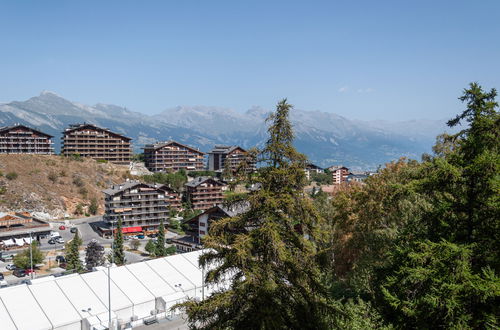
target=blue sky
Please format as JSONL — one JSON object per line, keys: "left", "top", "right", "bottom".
{"left": 0, "top": 1, "right": 499, "bottom": 120}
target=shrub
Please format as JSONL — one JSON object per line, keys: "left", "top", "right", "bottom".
{"left": 79, "top": 187, "right": 88, "bottom": 198}
{"left": 96, "top": 159, "right": 108, "bottom": 163}
{"left": 88, "top": 198, "right": 98, "bottom": 215}
{"left": 5, "top": 172, "right": 18, "bottom": 180}
{"left": 59, "top": 170, "right": 67, "bottom": 177}
{"left": 72, "top": 176, "right": 84, "bottom": 187}
{"left": 130, "top": 240, "right": 140, "bottom": 250}
{"left": 48, "top": 172, "right": 58, "bottom": 183}
{"left": 74, "top": 203, "right": 84, "bottom": 215}
{"left": 0, "top": 186, "right": 6, "bottom": 195}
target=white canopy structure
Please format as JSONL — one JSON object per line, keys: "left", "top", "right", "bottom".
{"left": 0, "top": 250, "right": 220, "bottom": 330}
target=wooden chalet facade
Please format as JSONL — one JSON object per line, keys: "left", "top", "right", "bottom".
{"left": 208, "top": 145, "right": 256, "bottom": 173}
{"left": 102, "top": 181, "right": 181, "bottom": 235}
{"left": 185, "top": 177, "right": 227, "bottom": 210}
{"left": 143, "top": 141, "right": 205, "bottom": 172}
{"left": 0, "top": 124, "right": 54, "bottom": 154}
{"left": 61, "top": 123, "right": 132, "bottom": 164}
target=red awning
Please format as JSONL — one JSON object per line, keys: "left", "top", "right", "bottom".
{"left": 121, "top": 226, "right": 142, "bottom": 233}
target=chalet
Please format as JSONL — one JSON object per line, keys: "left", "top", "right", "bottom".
{"left": 208, "top": 145, "right": 256, "bottom": 173}
{"left": 143, "top": 141, "right": 205, "bottom": 172}
{"left": 102, "top": 180, "right": 181, "bottom": 236}
{"left": 185, "top": 177, "right": 227, "bottom": 210}
{"left": 173, "top": 203, "right": 248, "bottom": 251}
{"left": 304, "top": 163, "right": 323, "bottom": 180}
{"left": 0, "top": 124, "right": 54, "bottom": 154}
{"left": 61, "top": 123, "right": 132, "bottom": 164}
{"left": 328, "top": 165, "right": 351, "bottom": 185}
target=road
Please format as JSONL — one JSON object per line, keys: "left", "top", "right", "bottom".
{"left": 1, "top": 215, "right": 179, "bottom": 286}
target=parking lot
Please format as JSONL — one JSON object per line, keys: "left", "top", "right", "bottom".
{"left": 0, "top": 215, "right": 179, "bottom": 286}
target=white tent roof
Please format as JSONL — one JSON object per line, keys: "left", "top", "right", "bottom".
{"left": 0, "top": 298, "right": 16, "bottom": 330}
{"left": 28, "top": 280, "right": 82, "bottom": 328}
{"left": 146, "top": 257, "right": 195, "bottom": 292}
{"left": 55, "top": 274, "right": 109, "bottom": 318}
{"left": 125, "top": 262, "right": 176, "bottom": 297}
{"left": 103, "top": 266, "right": 155, "bottom": 305}
{"left": 165, "top": 254, "right": 203, "bottom": 287}
{"left": 81, "top": 269, "right": 133, "bottom": 311}
{"left": 0, "top": 285, "right": 52, "bottom": 330}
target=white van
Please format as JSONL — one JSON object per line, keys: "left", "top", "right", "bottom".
{"left": 49, "top": 231, "right": 61, "bottom": 238}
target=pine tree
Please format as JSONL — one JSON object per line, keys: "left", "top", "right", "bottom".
{"left": 145, "top": 239, "right": 157, "bottom": 257}
{"left": 85, "top": 240, "right": 105, "bottom": 271}
{"left": 65, "top": 231, "right": 83, "bottom": 272}
{"left": 179, "top": 99, "right": 332, "bottom": 329}
{"left": 155, "top": 219, "right": 166, "bottom": 257}
{"left": 112, "top": 218, "right": 126, "bottom": 265}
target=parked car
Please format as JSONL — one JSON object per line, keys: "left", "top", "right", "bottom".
{"left": 25, "top": 268, "right": 36, "bottom": 275}
{"left": 13, "top": 269, "right": 26, "bottom": 277}
{"left": 58, "top": 262, "right": 67, "bottom": 269}
{"left": 70, "top": 227, "right": 77, "bottom": 233}
{"left": 59, "top": 225, "right": 66, "bottom": 230}
{"left": 6, "top": 264, "right": 16, "bottom": 270}
{"left": 0, "top": 280, "right": 8, "bottom": 288}
{"left": 55, "top": 255, "right": 66, "bottom": 263}
{"left": 55, "top": 237, "right": 65, "bottom": 244}
{"left": 0, "top": 273, "right": 4, "bottom": 280}
{"left": 137, "top": 235, "right": 145, "bottom": 239}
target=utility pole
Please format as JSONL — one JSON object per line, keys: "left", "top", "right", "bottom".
{"left": 29, "top": 231, "right": 33, "bottom": 280}
{"left": 202, "top": 265, "right": 205, "bottom": 300}
{"left": 108, "top": 218, "right": 115, "bottom": 330}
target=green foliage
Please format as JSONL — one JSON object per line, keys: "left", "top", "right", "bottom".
{"left": 111, "top": 218, "right": 126, "bottom": 265}
{"left": 72, "top": 175, "right": 84, "bottom": 187}
{"left": 311, "top": 171, "right": 332, "bottom": 185}
{"left": 13, "top": 243, "right": 44, "bottom": 269}
{"left": 0, "top": 186, "right": 6, "bottom": 195}
{"left": 88, "top": 197, "right": 98, "bottom": 215}
{"left": 74, "top": 203, "right": 84, "bottom": 215}
{"left": 70, "top": 153, "right": 83, "bottom": 161}
{"left": 155, "top": 219, "right": 166, "bottom": 256}
{"left": 96, "top": 159, "right": 108, "bottom": 163}
{"left": 85, "top": 240, "right": 105, "bottom": 271}
{"left": 379, "top": 240, "right": 499, "bottom": 329}
{"left": 78, "top": 187, "right": 88, "bottom": 198}
{"left": 130, "top": 240, "right": 140, "bottom": 250}
{"left": 169, "top": 219, "right": 181, "bottom": 231}
{"left": 65, "top": 232, "right": 84, "bottom": 273}
{"left": 145, "top": 239, "right": 157, "bottom": 257}
{"left": 5, "top": 172, "right": 18, "bottom": 180}
{"left": 141, "top": 171, "right": 187, "bottom": 191}
{"left": 179, "top": 99, "right": 333, "bottom": 329}
{"left": 132, "top": 153, "right": 145, "bottom": 162}
{"left": 165, "top": 245, "right": 176, "bottom": 255}
{"left": 188, "top": 170, "right": 216, "bottom": 177}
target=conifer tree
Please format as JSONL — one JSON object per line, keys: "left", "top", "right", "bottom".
{"left": 179, "top": 99, "right": 332, "bottom": 329}
{"left": 155, "top": 219, "right": 166, "bottom": 257}
{"left": 112, "top": 218, "right": 126, "bottom": 265}
{"left": 65, "top": 231, "right": 83, "bottom": 272}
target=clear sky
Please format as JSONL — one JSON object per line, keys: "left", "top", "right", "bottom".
{"left": 0, "top": 1, "right": 499, "bottom": 120}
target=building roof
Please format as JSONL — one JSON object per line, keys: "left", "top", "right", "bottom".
{"left": 209, "top": 145, "right": 246, "bottom": 154}
{"left": 143, "top": 140, "right": 205, "bottom": 155}
{"left": 63, "top": 123, "right": 132, "bottom": 141}
{"left": 103, "top": 180, "right": 174, "bottom": 196}
{"left": 184, "top": 202, "right": 249, "bottom": 224}
{"left": 0, "top": 124, "right": 53, "bottom": 138}
{"left": 305, "top": 163, "right": 323, "bottom": 170}
{"left": 328, "top": 165, "right": 349, "bottom": 171}
{"left": 185, "top": 176, "right": 226, "bottom": 188}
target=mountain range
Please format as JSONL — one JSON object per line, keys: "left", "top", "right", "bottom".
{"left": 0, "top": 91, "right": 453, "bottom": 170}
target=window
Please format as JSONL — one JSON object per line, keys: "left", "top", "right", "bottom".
{"left": 200, "top": 230, "right": 206, "bottom": 235}
{"left": 199, "top": 222, "right": 206, "bottom": 227}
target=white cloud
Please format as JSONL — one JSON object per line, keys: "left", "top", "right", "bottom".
{"left": 338, "top": 86, "right": 349, "bottom": 93}
{"left": 357, "top": 88, "right": 375, "bottom": 93}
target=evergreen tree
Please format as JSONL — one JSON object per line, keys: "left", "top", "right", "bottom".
{"left": 155, "top": 219, "right": 166, "bottom": 257}
{"left": 65, "top": 232, "right": 83, "bottom": 272}
{"left": 145, "top": 239, "right": 157, "bottom": 257}
{"left": 112, "top": 218, "right": 126, "bottom": 265}
{"left": 85, "top": 240, "right": 105, "bottom": 271}
{"left": 179, "top": 99, "right": 332, "bottom": 329}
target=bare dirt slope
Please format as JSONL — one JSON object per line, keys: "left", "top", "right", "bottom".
{"left": 0, "top": 155, "right": 132, "bottom": 219}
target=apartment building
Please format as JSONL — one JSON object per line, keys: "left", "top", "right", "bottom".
{"left": 185, "top": 177, "right": 227, "bottom": 210}
{"left": 328, "top": 165, "right": 351, "bottom": 184}
{"left": 143, "top": 141, "right": 205, "bottom": 172}
{"left": 207, "top": 145, "right": 256, "bottom": 173}
{"left": 0, "top": 124, "right": 54, "bottom": 154}
{"left": 304, "top": 163, "right": 323, "bottom": 180}
{"left": 61, "top": 123, "right": 132, "bottom": 164}
{"left": 102, "top": 180, "right": 181, "bottom": 236}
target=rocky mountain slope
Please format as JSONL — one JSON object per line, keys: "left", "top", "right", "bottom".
{"left": 0, "top": 154, "right": 131, "bottom": 219}
{"left": 0, "top": 91, "right": 453, "bottom": 170}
